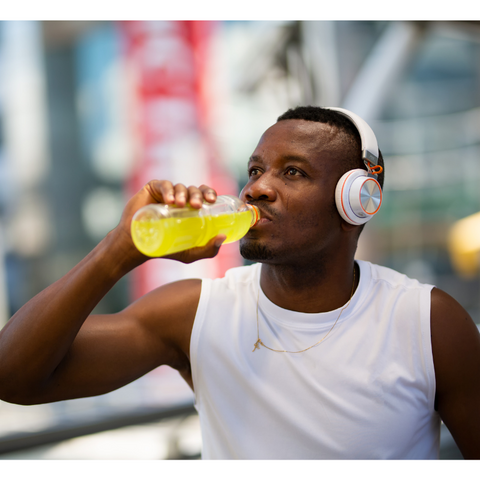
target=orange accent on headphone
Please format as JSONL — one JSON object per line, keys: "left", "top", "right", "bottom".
{"left": 365, "top": 160, "right": 383, "bottom": 176}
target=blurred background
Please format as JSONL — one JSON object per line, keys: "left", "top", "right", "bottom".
{"left": 0, "top": 19, "right": 479, "bottom": 459}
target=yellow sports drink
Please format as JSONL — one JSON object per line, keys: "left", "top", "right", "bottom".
{"left": 131, "top": 195, "right": 260, "bottom": 257}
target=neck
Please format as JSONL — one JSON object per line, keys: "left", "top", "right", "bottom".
{"left": 259, "top": 257, "right": 359, "bottom": 313}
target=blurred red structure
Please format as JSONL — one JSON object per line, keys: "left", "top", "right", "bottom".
{"left": 120, "top": 21, "right": 240, "bottom": 300}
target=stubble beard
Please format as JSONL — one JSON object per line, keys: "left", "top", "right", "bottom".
{"left": 239, "top": 238, "right": 275, "bottom": 262}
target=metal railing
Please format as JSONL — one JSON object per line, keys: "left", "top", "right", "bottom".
{"left": 0, "top": 402, "right": 196, "bottom": 456}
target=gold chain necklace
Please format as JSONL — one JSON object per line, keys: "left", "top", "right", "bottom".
{"left": 252, "top": 267, "right": 356, "bottom": 354}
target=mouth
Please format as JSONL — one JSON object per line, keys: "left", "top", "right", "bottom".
{"left": 255, "top": 216, "right": 271, "bottom": 226}
{"left": 246, "top": 203, "right": 274, "bottom": 225}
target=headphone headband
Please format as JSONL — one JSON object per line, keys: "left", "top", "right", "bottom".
{"left": 325, "top": 107, "right": 379, "bottom": 166}
{"left": 326, "top": 107, "right": 383, "bottom": 226}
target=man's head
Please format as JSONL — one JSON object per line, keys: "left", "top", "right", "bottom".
{"left": 239, "top": 106, "right": 384, "bottom": 266}
{"left": 277, "top": 106, "right": 384, "bottom": 189}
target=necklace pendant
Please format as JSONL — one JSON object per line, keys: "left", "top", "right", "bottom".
{"left": 252, "top": 339, "right": 261, "bottom": 352}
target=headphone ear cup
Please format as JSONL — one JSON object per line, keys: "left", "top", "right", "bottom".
{"left": 335, "top": 169, "right": 382, "bottom": 225}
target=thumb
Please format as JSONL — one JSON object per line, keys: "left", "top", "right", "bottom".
{"left": 163, "top": 234, "right": 227, "bottom": 264}
{"left": 214, "top": 235, "right": 227, "bottom": 249}
{"left": 198, "top": 234, "right": 227, "bottom": 259}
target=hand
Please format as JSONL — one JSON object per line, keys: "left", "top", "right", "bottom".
{"left": 113, "top": 180, "right": 226, "bottom": 264}
{"left": 163, "top": 233, "right": 226, "bottom": 264}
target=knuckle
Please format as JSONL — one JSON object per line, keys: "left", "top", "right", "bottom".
{"left": 154, "top": 179, "right": 170, "bottom": 188}
{"left": 188, "top": 186, "right": 201, "bottom": 195}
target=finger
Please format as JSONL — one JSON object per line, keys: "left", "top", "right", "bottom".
{"left": 173, "top": 183, "right": 189, "bottom": 207}
{"left": 212, "top": 234, "right": 227, "bottom": 249}
{"left": 164, "top": 234, "right": 226, "bottom": 264}
{"left": 189, "top": 234, "right": 226, "bottom": 262}
{"left": 146, "top": 180, "right": 175, "bottom": 204}
{"left": 199, "top": 185, "right": 217, "bottom": 203}
{"left": 187, "top": 186, "right": 205, "bottom": 209}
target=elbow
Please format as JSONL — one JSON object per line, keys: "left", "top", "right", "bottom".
{"left": 0, "top": 384, "right": 27, "bottom": 406}
{"left": 0, "top": 373, "right": 43, "bottom": 406}
{"left": 0, "top": 393, "right": 37, "bottom": 406}
{"left": 0, "top": 354, "right": 49, "bottom": 405}
{"left": 0, "top": 389, "right": 43, "bottom": 406}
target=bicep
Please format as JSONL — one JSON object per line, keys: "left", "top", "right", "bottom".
{"left": 431, "top": 287, "right": 480, "bottom": 458}
{"left": 35, "top": 279, "right": 201, "bottom": 404}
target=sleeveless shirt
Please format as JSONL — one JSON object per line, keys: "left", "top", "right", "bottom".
{"left": 190, "top": 260, "right": 441, "bottom": 459}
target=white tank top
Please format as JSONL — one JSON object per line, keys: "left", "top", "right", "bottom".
{"left": 190, "top": 260, "right": 440, "bottom": 459}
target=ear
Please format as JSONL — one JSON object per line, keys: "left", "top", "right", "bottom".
{"left": 341, "top": 219, "right": 361, "bottom": 233}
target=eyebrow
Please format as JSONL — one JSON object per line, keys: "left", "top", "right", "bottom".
{"left": 248, "top": 154, "right": 312, "bottom": 166}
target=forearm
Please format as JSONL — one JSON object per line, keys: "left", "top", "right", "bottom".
{"left": 0, "top": 228, "right": 145, "bottom": 403}
{"left": 0, "top": 180, "right": 222, "bottom": 404}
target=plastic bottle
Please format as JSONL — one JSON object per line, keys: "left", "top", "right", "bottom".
{"left": 131, "top": 195, "right": 260, "bottom": 257}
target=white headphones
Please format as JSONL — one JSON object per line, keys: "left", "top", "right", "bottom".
{"left": 326, "top": 107, "right": 383, "bottom": 226}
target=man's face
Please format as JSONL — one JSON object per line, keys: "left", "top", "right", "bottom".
{"left": 239, "top": 119, "right": 349, "bottom": 265}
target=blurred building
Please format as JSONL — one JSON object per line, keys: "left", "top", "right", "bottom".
{"left": 0, "top": 20, "right": 478, "bottom": 458}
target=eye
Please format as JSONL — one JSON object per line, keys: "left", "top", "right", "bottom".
{"left": 285, "top": 167, "right": 303, "bottom": 176}
{"left": 249, "top": 167, "right": 261, "bottom": 177}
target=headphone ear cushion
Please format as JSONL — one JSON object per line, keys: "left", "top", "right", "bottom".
{"left": 335, "top": 169, "right": 382, "bottom": 225}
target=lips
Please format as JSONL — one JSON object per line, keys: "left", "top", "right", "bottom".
{"left": 255, "top": 217, "right": 271, "bottom": 226}
{"left": 247, "top": 203, "right": 274, "bottom": 225}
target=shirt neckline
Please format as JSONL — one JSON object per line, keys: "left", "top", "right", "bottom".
{"left": 256, "top": 260, "right": 371, "bottom": 330}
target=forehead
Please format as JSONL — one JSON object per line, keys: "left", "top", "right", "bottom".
{"left": 251, "top": 119, "right": 344, "bottom": 164}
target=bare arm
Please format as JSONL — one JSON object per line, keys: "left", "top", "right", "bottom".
{"left": 0, "top": 180, "right": 225, "bottom": 405}
{"left": 431, "top": 287, "right": 480, "bottom": 459}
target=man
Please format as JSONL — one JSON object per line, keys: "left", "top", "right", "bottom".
{"left": 0, "top": 106, "right": 479, "bottom": 459}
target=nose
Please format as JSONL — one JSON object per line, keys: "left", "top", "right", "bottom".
{"left": 240, "top": 173, "right": 277, "bottom": 203}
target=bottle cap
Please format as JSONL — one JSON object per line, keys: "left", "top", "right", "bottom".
{"left": 247, "top": 204, "right": 260, "bottom": 226}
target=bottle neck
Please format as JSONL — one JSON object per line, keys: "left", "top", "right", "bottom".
{"left": 247, "top": 204, "right": 260, "bottom": 226}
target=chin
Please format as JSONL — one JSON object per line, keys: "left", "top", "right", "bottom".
{"left": 239, "top": 238, "right": 275, "bottom": 262}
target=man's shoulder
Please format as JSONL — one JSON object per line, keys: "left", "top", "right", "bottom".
{"left": 358, "top": 259, "right": 434, "bottom": 292}
{"left": 214, "top": 262, "right": 260, "bottom": 286}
